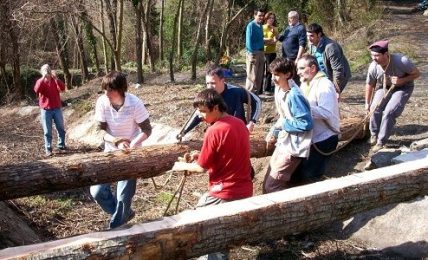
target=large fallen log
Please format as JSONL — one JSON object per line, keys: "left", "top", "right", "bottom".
{"left": 1, "top": 159, "right": 426, "bottom": 259}
{"left": 0, "top": 116, "right": 365, "bottom": 201}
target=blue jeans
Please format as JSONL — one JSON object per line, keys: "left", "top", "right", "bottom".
{"left": 293, "top": 135, "right": 339, "bottom": 181}
{"left": 40, "top": 108, "right": 66, "bottom": 152}
{"left": 90, "top": 179, "right": 136, "bottom": 229}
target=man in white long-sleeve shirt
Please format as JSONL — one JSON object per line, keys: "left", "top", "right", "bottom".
{"left": 294, "top": 54, "right": 340, "bottom": 181}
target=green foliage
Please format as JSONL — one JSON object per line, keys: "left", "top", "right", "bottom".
{"left": 156, "top": 191, "right": 174, "bottom": 204}
{"left": 19, "top": 196, "right": 74, "bottom": 214}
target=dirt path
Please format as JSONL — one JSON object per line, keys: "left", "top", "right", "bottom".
{"left": 0, "top": 2, "right": 427, "bottom": 258}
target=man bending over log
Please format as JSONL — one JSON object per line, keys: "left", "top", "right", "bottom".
{"left": 292, "top": 54, "right": 340, "bottom": 182}
{"left": 173, "top": 89, "right": 253, "bottom": 259}
{"left": 91, "top": 71, "right": 152, "bottom": 229}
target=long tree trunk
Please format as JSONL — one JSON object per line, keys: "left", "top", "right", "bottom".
{"left": 159, "top": 0, "right": 165, "bottom": 61}
{"left": 0, "top": 116, "right": 365, "bottom": 201}
{"left": 1, "top": 159, "right": 427, "bottom": 259}
{"left": 191, "top": 1, "right": 210, "bottom": 80}
{"left": 114, "top": 0, "right": 124, "bottom": 71}
{"left": 143, "top": 0, "right": 155, "bottom": 72}
{"left": 134, "top": 0, "right": 144, "bottom": 84}
{"left": 51, "top": 16, "right": 72, "bottom": 89}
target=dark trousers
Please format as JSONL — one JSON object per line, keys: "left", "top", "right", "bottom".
{"left": 292, "top": 135, "right": 339, "bottom": 182}
{"left": 264, "top": 52, "right": 277, "bottom": 93}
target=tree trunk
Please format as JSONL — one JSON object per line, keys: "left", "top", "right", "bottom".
{"left": 141, "top": 0, "right": 155, "bottom": 72}
{"left": 0, "top": 116, "right": 365, "bottom": 201}
{"left": 104, "top": 0, "right": 117, "bottom": 70}
{"left": 177, "top": 0, "right": 184, "bottom": 59}
{"left": 204, "top": 0, "right": 214, "bottom": 61}
{"left": 83, "top": 11, "right": 101, "bottom": 75}
{"left": 169, "top": 0, "right": 183, "bottom": 82}
{"left": 134, "top": 1, "right": 144, "bottom": 84}
{"left": 70, "top": 16, "right": 89, "bottom": 83}
{"left": 159, "top": 0, "right": 165, "bottom": 61}
{"left": 114, "top": 0, "right": 124, "bottom": 71}
{"left": 215, "top": 1, "right": 250, "bottom": 64}
{"left": 99, "top": 0, "right": 109, "bottom": 73}
{"left": 51, "top": 16, "right": 72, "bottom": 89}
{"left": 1, "top": 159, "right": 427, "bottom": 259}
{"left": 191, "top": 1, "right": 210, "bottom": 80}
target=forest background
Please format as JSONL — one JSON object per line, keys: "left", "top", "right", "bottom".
{"left": 0, "top": 0, "right": 379, "bottom": 103}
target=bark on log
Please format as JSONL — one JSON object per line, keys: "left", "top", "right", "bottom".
{"left": 1, "top": 159, "right": 427, "bottom": 259}
{"left": 0, "top": 116, "right": 365, "bottom": 201}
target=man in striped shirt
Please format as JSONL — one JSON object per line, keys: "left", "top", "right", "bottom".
{"left": 91, "top": 71, "right": 152, "bottom": 229}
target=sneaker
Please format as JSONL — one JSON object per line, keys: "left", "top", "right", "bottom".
{"left": 372, "top": 144, "right": 384, "bottom": 153}
{"left": 57, "top": 146, "right": 67, "bottom": 151}
{"left": 45, "top": 150, "right": 53, "bottom": 157}
{"left": 369, "top": 135, "right": 377, "bottom": 145}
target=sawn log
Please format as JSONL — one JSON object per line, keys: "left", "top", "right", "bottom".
{"left": 1, "top": 159, "right": 426, "bottom": 259}
{"left": 0, "top": 115, "right": 365, "bottom": 201}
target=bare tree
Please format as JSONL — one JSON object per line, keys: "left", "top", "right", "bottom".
{"left": 159, "top": 0, "right": 165, "bottom": 61}
{"left": 51, "top": 15, "right": 72, "bottom": 89}
{"left": 169, "top": 0, "right": 184, "bottom": 82}
{"left": 191, "top": 1, "right": 211, "bottom": 80}
{"left": 204, "top": 0, "right": 214, "bottom": 61}
{"left": 133, "top": 0, "right": 144, "bottom": 84}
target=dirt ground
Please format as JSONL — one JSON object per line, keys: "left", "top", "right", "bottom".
{"left": 0, "top": 2, "right": 427, "bottom": 258}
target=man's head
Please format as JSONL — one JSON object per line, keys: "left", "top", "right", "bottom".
{"left": 369, "top": 40, "right": 389, "bottom": 66}
{"left": 306, "top": 23, "right": 324, "bottom": 46}
{"left": 193, "top": 89, "right": 227, "bottom": 124}
{"left": 253, "top": 8, "right": 265, "bottom": 25}
{"left": 288, "top": 11, "right": 299, "bottom": 26}
{"left": 269, "top": 57, "right": 295, "bottom": 87}
{"left": 205, "top": 66, "right": 226, "bottom": 94}
{"left": 102, "top": 71, "right": 128, "bottom": 103}
{"left": 297, "top": 54, "right": 319, "bottom": 83}
{"left": 40, "top": 64, "right": 52, "bottom": 78}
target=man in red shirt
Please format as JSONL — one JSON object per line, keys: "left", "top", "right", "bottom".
{"left": 34, "top": 64, "right": 66, "bottom": 156}
{"left": 173, "top": 88, "right": 253, "bottom": 258}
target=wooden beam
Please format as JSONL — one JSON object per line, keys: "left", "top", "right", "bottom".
{"left": 0, "top": 116, "right": 365, "bottom": 201}
{"left": 1, "top": 159, "right": 427, "bottom": 259}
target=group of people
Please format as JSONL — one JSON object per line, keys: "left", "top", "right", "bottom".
{"left": 33, "top": 10, "right": 420, "bottom": 256}
{"left": 246, "top": 8, "right": 351, "bottom": 96}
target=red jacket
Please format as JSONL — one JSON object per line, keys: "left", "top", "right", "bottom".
{"left": 34, "top": 77, "right": 65, "bottom": 109}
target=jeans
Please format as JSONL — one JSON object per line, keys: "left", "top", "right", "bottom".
{"left": 90, "top": 179, "right": 136, "bottom": 229}
{"left": 293, "top": 135, "right": 339, "bottom": 182}
{"left": 40, "top": 108, "right": 66, "bottom": 152}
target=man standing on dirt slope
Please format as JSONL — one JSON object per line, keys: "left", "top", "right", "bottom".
{"left": 365, "top": 40, "right": 420, "bottom": 153}
{"left": 91, "top": 71, "right": 152, "bottom": 229}
{"left": 307, "top": 23, "right": 351, "bottom": 94}
{"left": 34, "top": 64, "right": 66, "bottom": 157}
{"left": 173, "top": 89, "right": 253, "bottom": 260}
{"left": 245, "top": 7, "right": 266, "bottom": 94}
{"left": 293, "top": 54, "right": 340, "bottom": 182}
{"left": 176, "top": 65, "right": 261, "bottom": 140}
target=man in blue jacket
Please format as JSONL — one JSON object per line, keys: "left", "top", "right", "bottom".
{"left": 177, "top": 66, "right": 262, "bottom": 139}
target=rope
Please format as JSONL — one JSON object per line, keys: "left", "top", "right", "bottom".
{"left": 313, "top": 83, "right": 397, "bottom": 156}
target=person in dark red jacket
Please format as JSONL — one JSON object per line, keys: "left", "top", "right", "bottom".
{"left": 34, "top": 64, "right": 66, "bottom": 156}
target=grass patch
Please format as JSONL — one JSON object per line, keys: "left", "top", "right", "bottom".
{"left": 156, "top": 191, "right": 174, "bottom": 204}
{"left": 18, "top": 195, "right": 74, "bottom": 214}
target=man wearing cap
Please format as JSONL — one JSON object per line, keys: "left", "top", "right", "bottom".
{"left": 307, "top": 23, "right": 351, "bottom": 94}
{"left": 245, "top": 8, "right": 266, "bottom": 94}
{"left": 365, "top": 40, "right": 420, "bottom": 152}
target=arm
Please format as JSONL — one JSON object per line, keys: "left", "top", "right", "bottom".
{"left": 97, "top": 121, "right": 130, "bottom": 148}
{"left": 296, "top": 26, "right": 307, "bottom": 61}
{"left": 178, "top": 112, "right": 202, "bottom": 139}
{"left": 391, "top": 67, "right": 420, "bottom": 86}
{"left": 325, "top": 44, "right": 347, "bottom": 92}
{"left": 282, "top": 91, "right": 313, "bottom": 133}
{"left": 51, "top": 70, "right": 66, "bottom": 92}
{"left": 311, "top": 79, "right": 339, "bottom": 121}
{"left": 365, "top": 83, "right": 376, "bottom": 111}
{"left": 130, "top": 118, "right": 152, "bottom": 148}
{"left": 248, "top": 91, "right": 262, "bottom": 123}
